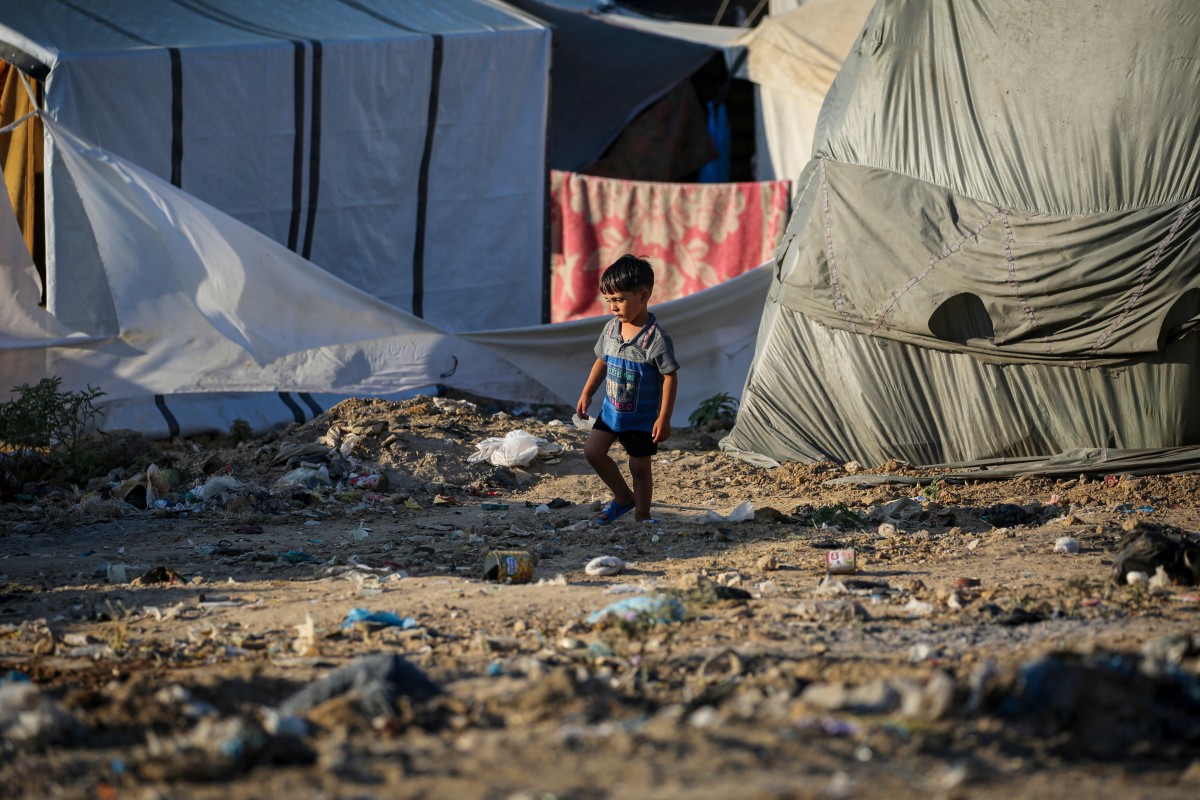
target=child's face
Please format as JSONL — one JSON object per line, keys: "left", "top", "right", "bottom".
{"left": 602, "top": 287, "right": 651, "bottom": 325}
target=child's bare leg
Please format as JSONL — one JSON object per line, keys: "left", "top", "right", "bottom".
{"left": 584, "top": 429, "right": 634, "bottom": 505}
{"left": 629, "top": 455, "right": 654, "bottom": 521}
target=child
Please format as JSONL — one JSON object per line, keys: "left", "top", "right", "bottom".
{"left": 576, "top": 255, "right": 679, "bottom": 524}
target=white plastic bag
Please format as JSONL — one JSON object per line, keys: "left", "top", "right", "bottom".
{"left": 468, "top": 429, "right": 545, "bottom": 467}
{"left": 704, "top": 500, "right": 755, "bottom": 523}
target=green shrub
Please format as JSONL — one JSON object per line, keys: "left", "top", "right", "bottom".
{"left": 688, "top": 392, "right": 739, "bottom": 430}
{"left": 0, "top": 377, "right": 106, "bottom": 490}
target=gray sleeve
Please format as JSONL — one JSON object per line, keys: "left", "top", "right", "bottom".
{"left": 650, "top": 330, "right": 679, "bottom": 375}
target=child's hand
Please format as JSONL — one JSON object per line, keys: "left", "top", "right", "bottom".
{"left": 576, "top": 395, "right": 591, "bottom": 419}
{"left": 652, "top": 419, "right": 671, "bottom": 443}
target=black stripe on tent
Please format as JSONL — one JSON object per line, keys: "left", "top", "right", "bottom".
{"left": 154, "top": 395, "right": 181, "bottom": 438}
{"left": 298, "top": 392, "right": 323, "bottom": 417}
{"left": 301, "top": 41, "right": 322, "bottom": 259}
{"left": 332, "top": 0, "right": 421, "bottom": 33}
{"left": 412, "top": 34, "right": 444, "bottom": 319}
{"left": 169, "top": 48, "right": 183, "bottom": 187}
{"left": 53, "top": 0, "right": 156, "bottom": 45}
{"left": 167, "top": 0, "right": 315, "bottom": 254}
{"left": 287, "top": 43, "right": 306, "bottom": 252}
{"left": 278, "top": 392, "right": 305, "bottom": 425}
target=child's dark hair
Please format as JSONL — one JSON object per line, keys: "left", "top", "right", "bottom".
{"left": 600, "top": 254, "right": 655, "bottom": 294}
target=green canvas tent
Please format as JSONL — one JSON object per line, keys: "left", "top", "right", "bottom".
{"left": 723, "top": 0, "right": 1200, "bottom": 474}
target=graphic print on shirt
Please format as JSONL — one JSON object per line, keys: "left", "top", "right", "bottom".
{"left": 606, "top": 361, "right": 640, "bottom": 413}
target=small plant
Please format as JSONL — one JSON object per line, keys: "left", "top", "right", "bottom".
{"left": 688, "top": 392, "right": 739, "bottom": 430}
{"left": 916, "top": 479, "right": 942, "bottom": 504}
{"left": 0, "top": 376, "right": 106, "bottom": 490}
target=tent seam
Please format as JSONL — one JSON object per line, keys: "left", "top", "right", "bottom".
{"left": 1002, "top": 211, "right": 1050, "bottom": 354}
{"left": 818, "top": 159, "right": 857, "bottom": 333}
{"left": 1091, "top": 196, "right": 1200, "bottom": 353}
{"left": 869, "top": 207, "right": 1001, "bottom": 336}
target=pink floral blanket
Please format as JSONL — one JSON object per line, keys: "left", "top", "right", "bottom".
{"left": 550, "top": 170, "right": 791, "bottom": 322}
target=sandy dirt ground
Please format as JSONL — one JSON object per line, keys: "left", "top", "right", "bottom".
{"left": 2, "top": 394, "right": 1200, "bottom": 799}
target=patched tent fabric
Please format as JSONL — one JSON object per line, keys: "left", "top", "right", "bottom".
{"left": 0, "top": 0, "right": 550, "bottom": 333}
{"left": 723, "top": 0, "right": 1200, "bottom": 471}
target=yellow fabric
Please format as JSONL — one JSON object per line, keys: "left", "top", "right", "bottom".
{"left": 0, "top": 62, "right": 42, "bottom": 261}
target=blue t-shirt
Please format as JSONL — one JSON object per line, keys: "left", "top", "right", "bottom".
{"left": 594, "top": 313, "right": 679, "bottom": 432}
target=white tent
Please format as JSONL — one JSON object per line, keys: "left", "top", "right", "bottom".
{"left": 1, "top": 112, "right": 769, "bottom": 437}
{"left": 0, "top": 0, "right": 550, "bottom": 333}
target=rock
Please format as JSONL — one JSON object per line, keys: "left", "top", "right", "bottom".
{"left": 1054, "top": 537, "right": 1080, "bottom": 554}
{"left": 756, "top": 554, "right": 779, "bottom": 572}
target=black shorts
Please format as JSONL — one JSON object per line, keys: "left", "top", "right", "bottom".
{"left": 593, "top": 417, "right": 658, "bottom": 458}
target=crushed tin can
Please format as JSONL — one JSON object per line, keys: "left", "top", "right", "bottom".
{"left": 825, "top": 549, "right": 857, "bottom": 575}
{"left": 483, "top": 550, "right": 536, "bottom": 584}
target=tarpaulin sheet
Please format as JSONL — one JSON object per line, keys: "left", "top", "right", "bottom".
{"left": 0, "top": 115, "right": 771, "bottom": 436}
{"left": 550, "top": 169, "right": 790, "bottom": 321}
{"left": 724, "top": 0, "right": 1200, "bottom": 473}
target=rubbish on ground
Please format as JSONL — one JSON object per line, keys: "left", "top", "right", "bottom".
{"left": 132, "top": 566, "right": 185, "bottom": 585}
{"left": 113, "top": 463, "right": 171, "bottom": 509}
{"left": 825, "top": 549, "right": 856, "bottom": 575}
{"left": 342, "top": 608, "right": 419, "bottom": 630}
{"left": 534, "top": 504, "right": 550, "bottom": 514}
{"left": 468, "top": 429, "right": 546, "bottom": 467}
{"left": 811, "top": 504, "right": 866, "bottom": 529}
{"left": 548, "top": 497, "right": 571, "bottom": 508}
{"left": 1111, "top": 522, "right": 1200, "bottom": 585}
{"left": 348, "top": 472, "right": 388, "bottom": 491}
{"left": 279, "top": 654, "right": 441, "bottom": 719}
{"left": 278, "top": 550, "right": 317, "bottom": 563}
{"left": 106, "top": 564, "right": 128, "bottom": 583}
{"left": 871, "top": 497, "right": 920, "bottom": 520}
{"left": 0, "top": 682, "right": 84, "bottom": 747}
{"left": 433, "top": 494, "right": 458, "bottom": 505}
{"left": 1053, "top": 537, "right": 1080, "bottom": 554}
{"left": 483, "top": 550, "right": 536, "bottom": 584}
{"left": 980, "top": 503, "right": 1035, "bottom": 527}
{"left": 585, "top": 556, "right": 626, "bottom": 576}
{"left": 904, "top": 598, "right": 935, "bottom": 617}
{"left": 704, "top": 500, "right": 754, "bottom": 523}
{"left": 189, "top": 475, "right": 243, "bottom": 504}
{"left": 274, "top": 465, "right": 331, "bottom": 491}
{"left": 481, "top": 502, "right": 509, "bottom": 511}
{"left": 586, "top": 594, "right": 686, "bottom": 626}
{"left": 571, "top": 413, "right": 594, "bottom": 431}
{"left": 350, "top": 521, "right": 370, "bottom": 541}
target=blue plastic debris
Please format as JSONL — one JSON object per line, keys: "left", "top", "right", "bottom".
{"left": 586, "top": 594, "right": 686, "bottom": 626}
{"left": 342, "top": 608, "right": 419, "bottom": 629}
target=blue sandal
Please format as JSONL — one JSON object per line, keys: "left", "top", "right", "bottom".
{"left": 597, "top": 499, "right": 636, "bottom": 525}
